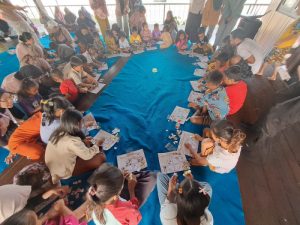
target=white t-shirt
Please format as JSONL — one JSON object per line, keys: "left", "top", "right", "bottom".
{"left": 237, "top": 38, "right": 264, "bottom": 74}
{"left": 119, "top": 38, "right": 130, "bottom": 49}
{"left": 0, "top": 184, "right": 31, "bottom": 223}
{"left": 82, "top": 51, "right": 93, "bottom": 64}
{"left": 160, "top": 182, "right": 213, "bottom": 225}
{"left": 40, "top": 114, "right": 61, "bottom": 144}
{"left": 207, "top": 144, "right": 242, "bottom": 174}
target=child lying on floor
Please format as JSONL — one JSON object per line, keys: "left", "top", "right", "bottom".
{"left": 189, "top": 70, "right": 229, "bottom": 125}
{"left": 185, "top": 120, "right": 246, "bottom": 174}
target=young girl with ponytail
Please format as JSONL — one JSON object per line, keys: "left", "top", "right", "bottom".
{"left": 157, "top": 172, "right": 213, "bottom": 225}
{"left": 186, "top": 119, "right": 246, "bottom": 174}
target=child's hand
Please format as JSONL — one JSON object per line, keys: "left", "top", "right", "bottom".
{"left": 42, "top": 186, "right": 70, "bottom": 199}
{"left": 84, "top": 136, "right": 93, "bottom": 146}
{"left": 4, "top": 153, "right": 16, "bottom": 165}
{"left": 188, "top": 102, "right": 198, "bottom": 109}
{"left": 125, "top": 173, "right": 137, "bottom": 195}
{"left": 168, "top": 173, "right": 178, "bottom": 194}
{"left": 193, "top": 134, "right": 203, "bottom": 142}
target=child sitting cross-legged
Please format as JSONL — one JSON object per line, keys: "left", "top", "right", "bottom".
{"left": 157, "top": 171, "right": 213, "bottom": 225}
{"left": 189, "top": 70, "right": 229, "bottom": 125}
{"left": 63, "top": 56, "right": 98, "bottom": 92}
{"left": 119, "top": 31, "right": 131, "bottom": 53}
{"left": 192, "top": 27, "right": 213, "bottom": 55}
{"left": 130, "top": 26, "right": 143, "bottom": 51}
{"left": 152, "top": 23, "right": 161, "bottom": 42}
{"left": 140, "top": 22, "right": 153, "bottom": 47}
{"left": 82, "top": 44, "right": 105, "bottom": 69}
{"left": 175, "top": 30, "right": 188, "bottom": 52}
{"left": 50, "top": 69, "right": 81, "bottom": 103}
{"left": 105, "top": 30, "right": 119, "bottom": 54}
{"left": 160, "top": 25, "right": 173, "bottom": 49}
{"left": 185, "top": 120, "right": 246, "bottom": 174}
{"left": 17, "top": 78, "right": 42, "bottom": 117}
{"left": 45, "top": 108, "right": 106, "bottom": 184}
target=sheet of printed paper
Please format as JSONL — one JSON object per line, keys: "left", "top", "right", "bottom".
{"left": 177, "top": 131, "right": 199, "bottom": 156}
{"left": 133, "top": 50, "right": 144, "bottom": 54}
{"left": 179, "top": 50, "right": 191, "bottom": 55}
{"left": 190, "top": 80, "right": 204, "bottom": 92}
{"left": 146, "top": 46, "right": 157, "bottom": 51}
{"left": 169, "top": 106, "right": 190, "bottom": 124}
{"left": 117, "top": 149, "right": 147, "bottom": 173}
{"left": 197, "top": 62, "right": 208, "bottom": 69}
{"left": 94, "top": 130, "right": 119, "bottom": 150}
{"left": 198, "top": 55, "right": 209, "bottom": 63}
{"left": 188, "top": 91, "right": 203, "bottom": 104}
{"left": 156, "top": 41, "right": 164, "bottom": 45}
{"left": 190, "top": 53, "right": 203, "bottom": 58}
{"left": 106, "top": 54, "right": 120, "bottom": 59}
{"left": 93, "top": 73, "right": 101, "bottom": 81}
{"left": 83, "top": 113, "right": 99, "bottom": 131}
{"left": 194, "top": 68, "right": 206, "bottom": 77}
{"left": 119, "top": 52, "right": 131, "bottom": 57}
{"left": 88, "top": 83, "right": 106, "bottom": 94}
{"left": 158, "top": 151, "right": 190, "bottom": 174}
{"left": 98, "top": 63, "right": 109, "bottom": 71}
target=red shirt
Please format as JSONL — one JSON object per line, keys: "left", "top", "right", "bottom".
{"left": 225, "top": 81, "right": 248, "bottom": 115}
{"left": 105, "top": 197, "right": 142, "bottom": 225}
{"left": 60, "top": 79, "right": 79, "bottom": 103}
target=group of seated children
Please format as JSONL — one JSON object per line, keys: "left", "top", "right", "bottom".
{"left": 0, "top": 20, "right": 255, "bottom": 225}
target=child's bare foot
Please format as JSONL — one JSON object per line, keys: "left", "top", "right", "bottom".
{"left": 268, "top": 76, "right": 276, "bottom": 81}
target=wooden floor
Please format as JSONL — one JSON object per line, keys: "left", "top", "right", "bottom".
{"left": 1, "top": 57, "right": 300, "bottom": 225}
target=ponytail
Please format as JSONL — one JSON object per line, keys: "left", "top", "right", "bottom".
{"left": 19, "top": 32, "right": 32, "bottom": 43}
{"left": 87, "top": 163, "right": 124, "bottom": 224}
{"left": 211, "top": 120, "right": 246, "bottom": 153}
{"left": 227, "top": 129, "right": 246, "bottom": 153}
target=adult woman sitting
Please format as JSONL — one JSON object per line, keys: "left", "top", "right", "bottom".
{"left": 16, "top": 32, "right": 51, "bottom": 73}
{"left": 49, "top": 23, "right": 74, "bottom": 48}
{"left": 7, "top": 96, "right": 72, "bottom": 163}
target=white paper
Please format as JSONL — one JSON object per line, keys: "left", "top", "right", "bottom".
{"left": 197, "top": 62, "right": 208, "bottom": 69}
{"left": 83, "top": 113, "right": 99, "bottom": 131}
{"left": 188, "top": 91, "right": 203, "bottom": 104}
{"left": 146, "top": 46, "right": 157, "bottom": 51}
{"left": 94, "top": 130, "right": 119, "bottom": 150}
{"left": 88, "top": 83, "right": 106, "bottom": 94}
{"left": 158, "top": 151, "right": 190, "bottom": 174}
{"left": 169, "top": 106, "right": 190, "bottom": 124}
{"left": 93, "top": 73, "right": 101, "bottom": 81}
{"left": 107, "top": 54, "right": 120, "bottom": 59}
{"left": 133, "top": 50, "right": 144, "bottom": 54}
{"left": 98, "top": 63, "right": 108, "bottom": 71}
{"left": 198, "top": 55, "right": 209, "bottom": 63}
{"left": 190, "top": 80, "right": 203, "bottom": 92}
{"left": 119, "top": 52, "right": 131, "bottom": 57}
{"left": 156, "top": 41, "right": 164, "bottom": 45}
{"left": 117, "top": 149, "right": 147, "bottom": 173}
{"left": 179, "top": 50, "right": 191, "bottom": 55}
{"left": 177, "top": 131, "right": 199, "bottom": 156}
{"left": 194, "top": 68, "right": 206, "bottom": 77}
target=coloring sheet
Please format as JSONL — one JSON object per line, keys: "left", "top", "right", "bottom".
{"left": 169, "top": 106, "right": 190, "bottom": 124}
{"left": 198, "top": 55, "right": 209, "bottom": 63}
{"left": 88, "top": 83, "right": 106, "bottom": 94}
{"left": 146, "top": 46, "right": 157, "bottom": 51}
{"left": 158, "top": 151, "right": 190, "bottom": 174}
{"left": 107, "top": 54, "right": 120, "bottom": 59}
{"left": 93, "top": 73, "right": 101, "bottom": 81}
{"left": 179, "top": 50, "right": 191, "bottom": 55}
{"left": 177, "top": 131, "right": 199, "bottom": 156}
{"left": 193, "top": 68, "right": 206, "bottom": 77}
{"left": 190, "top": 80, "right": 203, "bottom": 92}
{"left": 94, "top": 130, "right": 119, "bottom": 150}
{"left": 119, "top": 52, "right": 131, "bottom": 57}
{"left": 156, "top": 41, "right": 164, "bottom": 45}
{"left": 99, "top": 63, "right": 109, "bottom": 71}
{"left": 188, "top": 91, "right": 203, "bottom": 104}
{"left": 196, "top": 62, "right": 208, "bottom": 69}
{"left": 83, "top": 113, "right": 99, "bottom": 131}
{"left": 117, "top": 149, "right": 147, "bottom": 173}
{"left": 133, "top": 50, "right": 144, "bottom": 54}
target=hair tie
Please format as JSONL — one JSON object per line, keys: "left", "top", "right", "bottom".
{"left": 199, "top": 187, "right": 208, "bottom": 195}
{"left": 178, "top": 187, "right": 183, "bottom": 194}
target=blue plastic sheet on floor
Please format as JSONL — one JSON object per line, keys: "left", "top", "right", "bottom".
{"left": 87, "top": 47, "right": 245, "bottom": 225}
